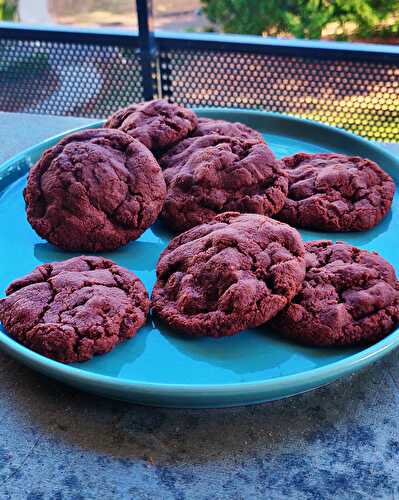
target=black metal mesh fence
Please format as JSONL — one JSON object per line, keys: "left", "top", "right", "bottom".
{"left": 0, "top": 30, "right": 398, "bottom": 142}
{"left": 159, "top": 48, "right": 399, "bottom": 142}
{"left": 0, "top": 38, "right": 143, "bottom": 118}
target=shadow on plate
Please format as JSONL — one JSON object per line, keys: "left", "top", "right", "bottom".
{"left": 0, "top": 320, "right": 149, "bottom": 379}
{"left": 150, "top": 220, "right": 175, "bottom": 244}
{"left": 34, "top": 239, "right": 164, "bottom": 272}
{"left": 75, "top": 320, "right": 152, "bottom": 377}
{"left": 152, "top": 317, "right": 359, "bottom": 377}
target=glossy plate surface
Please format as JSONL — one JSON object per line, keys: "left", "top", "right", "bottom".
{"left": 0, "top": 109, "right": 398, "bottom": 408}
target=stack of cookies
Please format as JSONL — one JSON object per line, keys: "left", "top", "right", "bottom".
{"left": 0, "top": 99, "right": 398, "bottom": 363}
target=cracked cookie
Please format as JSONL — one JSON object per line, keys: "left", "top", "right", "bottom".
{"left": 276, "top": 152, "right": 395, "bottom": 231}
{"left": 272, "top": 240, "right": 399, "bottom": 346}
{"left": 105, "top": 99, "right": 198, "bottom": 154}
{"left": 192, "top": 117, "right": 264, "bottom": 143}
{"left": 0, "top": 256, "right": 149, "bottom": 363}
{"left": 151, "top": 212, "right": 305, "bottom": 337}
{"left": 24, "top": 128, "right": 166, "bottom": 252}
{"left": 159, "top": 135, "right": 288, "bottom": 233}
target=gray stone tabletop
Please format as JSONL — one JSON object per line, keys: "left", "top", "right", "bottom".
{"left": 0, "top": 112, "right": 398, "bottom": 500}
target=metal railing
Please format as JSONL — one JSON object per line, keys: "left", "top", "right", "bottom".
{"left": 0, "top": 0, "right": 398, "bottom": 141}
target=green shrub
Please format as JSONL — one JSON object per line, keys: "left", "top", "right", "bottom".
{"left": 201, "top": 0, "right": 399, "bottom": 40}
{"left": 0, "top": 0, "right": 18, "bottom": 21}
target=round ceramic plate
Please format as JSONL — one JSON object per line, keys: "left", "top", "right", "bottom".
{"left": 0, "top": 109, "right": 398, "bottom": 408}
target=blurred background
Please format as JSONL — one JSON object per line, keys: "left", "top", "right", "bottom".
{"left": 3, "top": 0, "right": 399, "bottom": 43}
{"left": 0, "top": 1, "right": 397, "bottom": 142}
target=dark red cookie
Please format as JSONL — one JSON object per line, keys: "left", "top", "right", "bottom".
{"left": 192, "top": 117, "right": 264, "bottom": 143}
{"left": 151, "top": 212, "right": 305, "bottom": 337}
{"left": 276, "top": 152, "right": 395, "bottom": 232}
{"left": 24, "top": 128, "right": 166, "bottom": 252}
{"left": 0, "top": 256, "right": 149, "bottom": 363}
{"left": 159, "top": 135, "right": 288, "bottom": 233}
{"left": 272, "top": 240, "right": 399, "bottom": 346}
{"left": 105, "top": 99, "right": 198, "bottom": 154}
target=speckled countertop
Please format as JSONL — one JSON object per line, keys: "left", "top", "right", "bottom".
{"left": 0, "top": 112, "right": 399, "bottom": 500}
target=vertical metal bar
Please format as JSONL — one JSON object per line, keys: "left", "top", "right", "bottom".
{"left": 136, "top": 0, "right": 156, "bottom": 100}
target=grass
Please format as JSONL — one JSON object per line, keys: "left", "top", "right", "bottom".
{"left": 301, "top": 89, "right": 399, "bottom": 141}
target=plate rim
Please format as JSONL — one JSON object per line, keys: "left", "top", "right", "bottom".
{"left": 0, "top": 327, "right": 398, "bottom": 396}
{"left": 1, "top": 109, "right": 399, "bottom": 403}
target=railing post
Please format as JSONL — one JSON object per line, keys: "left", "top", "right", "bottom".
{"left": 136, "top": 0, "right": 156, "bottom": 100}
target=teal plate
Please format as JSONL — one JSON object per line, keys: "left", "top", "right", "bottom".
{"left": 1, "top": 109, "right": 399, "bottom": 408}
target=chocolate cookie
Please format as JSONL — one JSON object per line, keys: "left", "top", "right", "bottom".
{"left": 151, "top": 212, "right": 305, "bottom": 337}
{"left": 192, "top": 117, "right": 264, "bottom": 143}
{"left": 105, "top": 99, "right": 198, "bottom": 154}
{"left": 159, "top": 135, "right": 288, "bottom": 233}
{"left": 0, "top": 256, "right": 149, "bottom": 363}
{"left": 272, "top": 240, "right": 399, "bottom": 346}
{"left": 24, "top": 128, "right": 166, "bottom": 252}
{"left": 276, "top": 152, "right": 395, "bottom": 232}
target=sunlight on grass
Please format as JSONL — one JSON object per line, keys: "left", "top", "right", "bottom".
{"left": 300, "top": 87, "right": 399, "bottom": 141}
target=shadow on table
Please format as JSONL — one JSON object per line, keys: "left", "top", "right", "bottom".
{"left": 2, "top": 346, "right": 397, "bottom": 467}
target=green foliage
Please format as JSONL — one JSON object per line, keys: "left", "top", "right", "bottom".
{"left": 201, "top": 0, "right": 399, "bottom": 40}
{"left": 0, "top": 0, "right": 18, "bottom": 21}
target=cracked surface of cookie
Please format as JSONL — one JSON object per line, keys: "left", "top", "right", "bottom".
{"left": 272, "top": 240, "right": 399, "bottom": 346}
{"left": 105, "top": 99, "right": 198, "bottom": 153}
{"left": 151, "top": 212, "right": 305, "bottom": 337}
{"left": 277, "top": 152, "right": 395, "bottom": 231}
{"left": 0, "top": 256, "right": 149, "bottom": 363}
{"left": 159, "top": 135, "right": 288, "bottom": 233}
{"left": 24, "top": 128, "right": 166, "bottom": 252}
{"left": 192, "top": 117, "right": 264, "bottom": 143}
